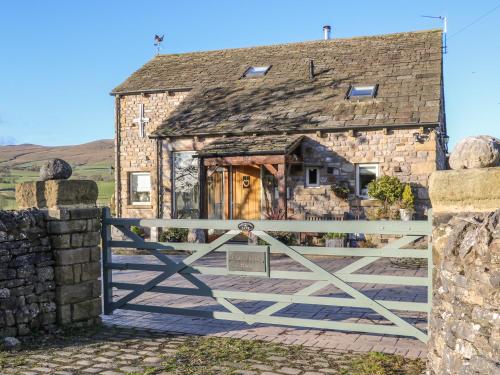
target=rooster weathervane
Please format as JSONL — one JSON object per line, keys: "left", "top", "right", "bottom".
{"left": 154, "top": 34, "right": 164, "bottom": 55}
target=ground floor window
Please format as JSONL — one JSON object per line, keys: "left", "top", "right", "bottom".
{"left": 173, "top": 151, "right": 200, "bottom": 218}
{"left": 305, "top": 167, "right": 320, "bottom": 187}
{"left": 129, "top": 172, "right": 151, "bottom": 205}
{"left": 356, "top": 164, "right": 379, "bottom": 198}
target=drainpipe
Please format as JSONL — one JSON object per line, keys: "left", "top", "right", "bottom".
{"left": 156, "top": 138, "right": 162, "bottom": 219}
{"left": 114, "top": 95, "right": 121, "bottom": 217}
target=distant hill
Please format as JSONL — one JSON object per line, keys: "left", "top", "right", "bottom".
{"left": 0, "top": 139, "right": 114, "bottom": 168}
{"left": 0, "top": 140, "right": 114, "bottom": 210}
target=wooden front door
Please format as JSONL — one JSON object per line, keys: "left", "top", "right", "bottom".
{"left": 232, "top": 166, "right": 261, "bottom": 220}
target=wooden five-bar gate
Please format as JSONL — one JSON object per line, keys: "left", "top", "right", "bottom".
{"left": 101, "top": 208, "right": 432, "bottom": 342}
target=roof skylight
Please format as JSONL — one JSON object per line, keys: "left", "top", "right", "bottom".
{"left": 347, "top": 85, "right": 377, "bottom": 99}
{"left": 243, "top": 66, "right": 271, "bottom": 78}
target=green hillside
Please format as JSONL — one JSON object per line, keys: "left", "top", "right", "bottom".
{"left": 0, "top": 140, "right": 114, "bottom": 210}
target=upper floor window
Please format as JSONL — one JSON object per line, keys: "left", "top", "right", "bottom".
{"left": 130, "top": 172, "right": 151, "bottom": 205}
{"left": 356, "top": 164, "right": 378, "bottom": 198}
{"left": 305, "top": 167, "right": 320, "bottom": 187}
{"left": 347, "top": 85, "right": 377, "bottom": 99}
{"left": 243, "top": 66, "right": 271, "bottom": 78}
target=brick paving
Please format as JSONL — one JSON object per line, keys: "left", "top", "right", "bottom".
{"left": 103, "top": 253, "right": 428, "bottom": 359}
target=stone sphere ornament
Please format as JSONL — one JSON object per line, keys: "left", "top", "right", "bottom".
{"left": 39, "top": 158, "right": 73, "bottom": 181}
{"left": 449, "top": 135, "right": 500, "bottom": 170}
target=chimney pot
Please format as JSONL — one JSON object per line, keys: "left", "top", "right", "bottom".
{"left": 323, "top": 25, "right": 331, "bottom": 40}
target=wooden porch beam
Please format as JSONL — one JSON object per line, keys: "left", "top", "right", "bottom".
{"left": 204, "top": 155, "right": 285, "bottom": 166}
{"left": 277, "top": 164, "right": 287, "bottom": 219}
{"left": 263, "top": 164, "right": 279, "bottom": 177}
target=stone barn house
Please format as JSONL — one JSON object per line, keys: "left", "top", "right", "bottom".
{"left": 111, "top": 28, "right": 447, "bottom": 231}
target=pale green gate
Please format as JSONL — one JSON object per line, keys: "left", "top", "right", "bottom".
{"left": 101, "top": 208, "right": 432, "bottom": 342}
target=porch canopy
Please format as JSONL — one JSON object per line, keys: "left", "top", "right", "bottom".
{"left": 198, "top": 135, "right": 304, "bottom": 219}
{"left": 199, "top": 134, "right": 303, "bottom": 165}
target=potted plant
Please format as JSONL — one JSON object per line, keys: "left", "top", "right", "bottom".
{"left": 323, "top": 232, "right": 347, "bottom": 247}
{"left": 159, "top": 228, "right": 189, "bottom": 242}
{"left": 366, "top": 176, "right": 404, "bottom": 219}
{"left": 331, "top": 183, "right": 350, "bottom": 200}
{"left": 399, "top": 184, "right": 415, "bottom": 221}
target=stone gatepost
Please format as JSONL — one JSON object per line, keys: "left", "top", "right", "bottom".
{"left": 16, "top": 179, "right": 102, "bottom": 328}
{"left": 428, "top": 167, "right": 500, "bottom": 374}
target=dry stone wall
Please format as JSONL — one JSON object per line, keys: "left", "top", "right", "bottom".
{"left": 0, "top": 210, "right": 55, "bottom": 337}
{"left": 1, "top": 180, "right": 102, "bottom": 337}
{"left": 428, "top": 167, "right": 500, "bottom": 375}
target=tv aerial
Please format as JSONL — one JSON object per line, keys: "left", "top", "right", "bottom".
{"left": 421, "top": 15, "right": 447, "bottom": 54}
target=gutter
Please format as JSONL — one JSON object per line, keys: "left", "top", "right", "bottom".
{"left": 149, "top": 122, "right": 441, "bottom": 140}
{"left": 110, "top": 87, "right": 192, "bottom": 96}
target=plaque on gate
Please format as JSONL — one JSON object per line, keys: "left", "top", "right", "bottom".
{"left": 227, "top": 246, "right": 270, "bottom": 277}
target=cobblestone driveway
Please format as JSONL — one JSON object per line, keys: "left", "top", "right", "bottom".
{"left": 0, "top": 327, "right": 426, "bottom": 375}
{"left": 103, "top": 253, "right": 428, "bottom": 359}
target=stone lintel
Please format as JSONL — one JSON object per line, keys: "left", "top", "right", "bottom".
{"left": 429, "top": 167, "right": 500, "bottom": 214}
{"left": 16, "top": 180, "right": 98, "bottom": 209}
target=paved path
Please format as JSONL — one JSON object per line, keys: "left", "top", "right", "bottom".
{"left": 103, "top": 253, "right": 428, "bottom": 359}
{"left": 104, "top": 253, "right": 427, "bottom": 358}
{"left": 1, "top": 327, "right": 426, "bottom": 375}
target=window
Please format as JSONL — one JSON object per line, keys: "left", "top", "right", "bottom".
{"left": 129, "top": 172, "right": 151, "bottom": 205}
{"left": 173, "top": 152, "right": 200, "bottom": 219}
{"left": 243, "top": 66, "right": 271, "bottom": 78}
{"left": 347, "top": 85, "right": 377, "bottom": 99}
{"left": 306, "top": 167, "right": 320, "bottom": 187}
{"left": 356, "top": 164, "right": 379, "bottom": 198}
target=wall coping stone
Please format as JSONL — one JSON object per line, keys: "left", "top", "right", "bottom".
{"left": 429, "top": 167, "right": 500, "bottom": 213}
{"left": 16, "top": 180, "right": 98, "bottom": 209}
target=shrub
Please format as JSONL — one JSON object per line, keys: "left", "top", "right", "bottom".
{"left": 273, "top": 232, "right": 297, "bottom": 245}
{"left": 131, "top": 225, "right": 146, "bottom": 238}
{"left": 331, "top": 183, "right": 350, "bottom": 199}
{"left": 323, "top": 232, "right": 346, "bottom": 240}
{"left": 258, "top": 232, "right": 297, "bottom": 246}
{"left": 401, "top": 184, "right": 415, "bottom": 210}
{"left": 160, "top": 228, "right": 188, "bottom": 243}
{"left": 367, "top": 176, "right": 404, "bottom": 204}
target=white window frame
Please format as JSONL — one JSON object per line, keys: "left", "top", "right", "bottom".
{"left": 243, "top": 66, "right": 271, "bottom": 78}
{"left": 356, "top": 164, "right": 379, "bottom": 198}
{"left": 347, "top": 84, "right": 378, "bottom": 99}
{"left": 305, "top": 167, "right": 320, "bottom": 187}
{"left": 129, "top": 172, "right": 152, "bottom": 205}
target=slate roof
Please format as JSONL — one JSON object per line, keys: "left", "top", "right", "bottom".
{"left": 198, "top": 135, "right": 304, "bottom": 157}
{"left": 113, "top": 29, "right": 444, "bottom": 138}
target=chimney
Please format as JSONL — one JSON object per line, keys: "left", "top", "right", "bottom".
{"left": 323, "top": 25, "right": 331, "bottom": 40}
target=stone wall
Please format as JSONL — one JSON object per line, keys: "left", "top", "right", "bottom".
{"left": 428, "top": 167, "right": 500, "bottom": 375}
{"left": 0, "top": 210, "right": 55, "bottom": 337}
{"left": 288, "top": 128, "right": 445, "bottom": 218}
{"left": 116, "top": 91, "right": 189, "bottom": 219}
{"left": 46, "top": 208, "right": 101, "bottom": 327}
{"left": 161, "top": 128, "right": 445, "bottom": 221}
{"left": 117, "top": 91, "right": 447, "bottom": 222}
{"left": 0, "top": 180, "right": 102, "bottom": 337}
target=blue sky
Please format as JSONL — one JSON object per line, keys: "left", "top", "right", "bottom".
{"left": 0, "top": 1, "right": 499, "bottom": 148}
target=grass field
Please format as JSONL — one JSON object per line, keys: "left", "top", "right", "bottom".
{"left": 0, "top": 164, "right": 114, "bottom": 210}
{"left": 0, "top": 140, "right": 114, "bottom": 210}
